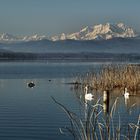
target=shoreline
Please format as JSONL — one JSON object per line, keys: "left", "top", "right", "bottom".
{"left": 0, "top": 52, "right": 140, "bottom": 63}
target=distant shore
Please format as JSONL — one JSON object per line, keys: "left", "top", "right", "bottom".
{"left": 0, "top": 52, "right": 140, "bottom": 63}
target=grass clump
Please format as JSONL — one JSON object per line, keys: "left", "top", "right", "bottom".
{"left": 75, "top": 64, "right": 140, "bottom": 94}
{"left": 52, "top": 96, "right": 140, "bottom": 140}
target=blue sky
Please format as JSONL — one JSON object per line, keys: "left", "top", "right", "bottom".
{"left": 0, "top": 0, "right": 139, "bottom": 36}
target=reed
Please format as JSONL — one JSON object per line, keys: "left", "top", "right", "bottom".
{"left": 52, "top": 64, "right": 140, "bottom": 139}
{"left": 75, "top": 64, "right": 140, "bottom": 94}
{"left": 52, "top": 97, "right": 140, "bottom": 140}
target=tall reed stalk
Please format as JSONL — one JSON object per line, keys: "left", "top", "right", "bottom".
{"left": 52, "top": 96, "right": 140, "bottom": 140}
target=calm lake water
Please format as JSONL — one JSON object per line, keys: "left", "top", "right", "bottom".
{"left": 0, "top": 62, "right": 139, "bottom": 140}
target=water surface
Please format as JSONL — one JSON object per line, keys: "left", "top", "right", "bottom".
{"left": 0, "top": 62, "right": 139, "bottom": 140}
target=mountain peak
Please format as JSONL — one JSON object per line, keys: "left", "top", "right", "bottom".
{"left": 52, "top": 22, "right": 137, "bottom": 41}
{"left": 117, "top": 22, "right": 127, "bottom": 29}
{"left": 0, "top": 33, "right": 18, "bottom": 41}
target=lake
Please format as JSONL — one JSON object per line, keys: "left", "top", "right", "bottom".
{"left": 0, "top": 62, "right": 139, "bottom": 140}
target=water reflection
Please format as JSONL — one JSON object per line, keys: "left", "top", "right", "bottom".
{"left": 72, "top": 86, "right": 140, "bottom": 139}
{"left": 0, "top": 62, "right": 139, "bottom": 140}
{"left": 124, "top": 97, "right": 130, "bottom": 107}
{"left": 0, "top": 78, "right": 75, "bottom": 140}
{"left": 124, "top": 96, "right": 140, "bottom": 115}
{"left": 103, "top": 90, "right": 110, "bottom": 114}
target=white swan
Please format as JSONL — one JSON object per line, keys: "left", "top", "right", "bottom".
{"left": 84, "top": 86, "right": 94, "bottom": 101}
{"left": 124, "top": 88, "right": 129, "bottom": 99}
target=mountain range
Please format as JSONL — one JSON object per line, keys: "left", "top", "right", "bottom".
{"left": 0, "top": 23, "right": 138, "bottom": 43}
{"left": 0, "top": 22, "right": 140, "bottom": 56}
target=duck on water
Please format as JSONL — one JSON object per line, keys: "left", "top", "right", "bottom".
{"left": 27, "top": 81, "right": 35, "bottom": 88}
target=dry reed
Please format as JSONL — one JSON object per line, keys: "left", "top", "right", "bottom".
{"left": 76, "top": 64, "right": 140, "bottom": 94}
{"left": 52, "top": 97, "right": 140, "bottom": 140}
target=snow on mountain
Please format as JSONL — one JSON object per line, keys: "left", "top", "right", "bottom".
{"left": 0, "top": 23, "right": 137, "bottom": 42}
{"left": 0, "top": 33, "right": 19, "bottom": 42}
{"left": 0, "top": 33, "right": 48, "bottom": 43}
{"left": 51, "top": 33, "right": 67, "bottom": 41}
{"left": 51, "top": 23, "right": 137, "bottom": 41}
{"left": 22, "top": 34, "right": 47, "bottom": 41}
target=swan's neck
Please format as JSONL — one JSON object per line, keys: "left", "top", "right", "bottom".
{"left": 85, "top": 89, "right": 87, "bottom": 95}
{"left": 85, "top": 86, "right": 88, "bottom": 95}
{"left": 124, "top": 88, "right": 128, "bottom": 93}
{"left": 124, "top": 88, "right": 129, "bottom": 96}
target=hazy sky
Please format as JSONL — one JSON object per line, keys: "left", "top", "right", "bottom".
{"left": 0, "top": 0, "right": 139, "bottom": 36}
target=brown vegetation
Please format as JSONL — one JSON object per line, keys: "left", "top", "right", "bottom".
{"left": 76, "top": 64, "right": 140, "bottom": 94}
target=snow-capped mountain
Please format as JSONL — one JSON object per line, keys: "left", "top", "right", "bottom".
{"left": 51, "top": 23, "right": 137, "bottom": 41}
{"left": 0, "top": 33, "right": 48, "bottom": 43}
{"left": 0, "top": 33, "right": 19, "bottom": 42}
{"left": 22, "top": 34, "right": 47, "bottom": 41}
{"left": 0, "top": 23, "right": 137, "bottom": 42}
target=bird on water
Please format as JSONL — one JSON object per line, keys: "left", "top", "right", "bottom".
{"left": 124, "top": 87, "right": 129, "bottom": 99}
{"left": 84, "top": 85, "right": 94, "bottom": 101}
{"left": 27, "top": 81, "right": 35, "bottom": 88}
